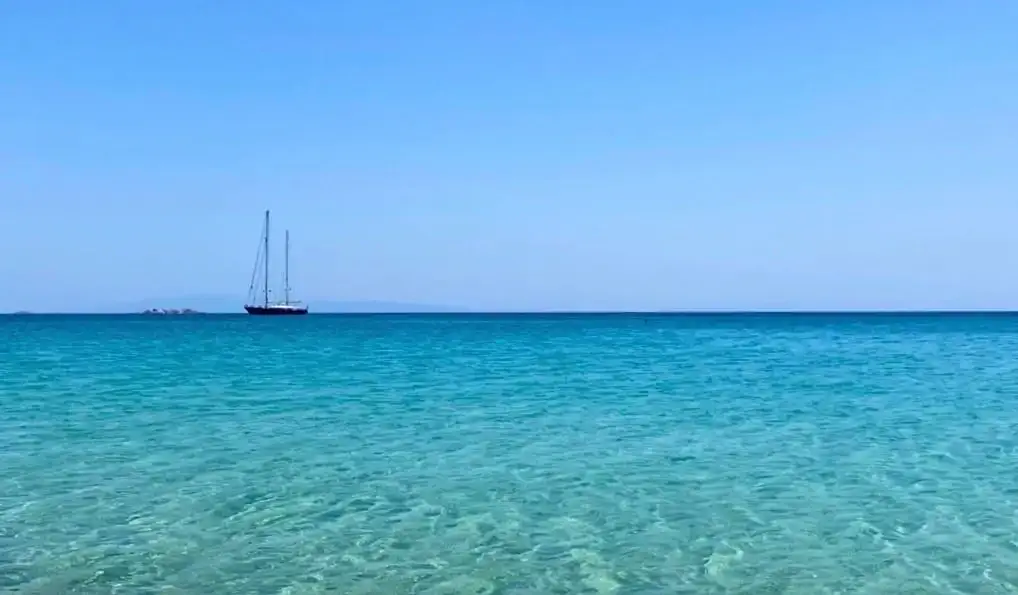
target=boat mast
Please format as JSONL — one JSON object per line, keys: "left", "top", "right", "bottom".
{"left": 284, "top": 229, "right": 290, "bottom": 305}
{"left": 263, "top": 209, "right": 270, "bottom": 307}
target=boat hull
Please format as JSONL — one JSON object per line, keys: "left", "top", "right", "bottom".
{"left": 244, "top": 305, "right": 309, "bottom": 316}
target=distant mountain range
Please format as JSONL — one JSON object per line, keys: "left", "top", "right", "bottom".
{"left": 86, "top": 295, "right": 465, "bottom": 314}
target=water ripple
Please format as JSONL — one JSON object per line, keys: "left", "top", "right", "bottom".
{"left": 2, "top": 314, "right": 1018, "bottom": 593}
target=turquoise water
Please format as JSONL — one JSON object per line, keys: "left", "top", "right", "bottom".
{"left": 3, "top": 313, "right": 1018, "bottom": 594}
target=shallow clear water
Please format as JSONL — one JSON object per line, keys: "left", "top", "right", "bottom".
{"left": 3, "top": 313, "right": 1018, "bottom": 594}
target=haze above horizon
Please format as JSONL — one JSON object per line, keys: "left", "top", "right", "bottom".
{"left": 2, "top": 1, "right": 1016, "bottom": 313}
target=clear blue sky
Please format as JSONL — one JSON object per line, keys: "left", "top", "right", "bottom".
{"left": 2, "top": 1, "right": 1015, "bottom": 312}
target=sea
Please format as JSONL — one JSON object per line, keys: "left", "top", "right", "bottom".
{"left": 2, "top": 313, "right": 1018, "bottom": 594}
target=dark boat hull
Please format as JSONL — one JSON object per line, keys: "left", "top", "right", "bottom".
{"left": 244, "top": 305, "right": 309, "bottom": 316}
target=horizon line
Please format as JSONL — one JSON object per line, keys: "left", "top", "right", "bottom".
{"left": 5, "top": 309, "right": 1018, "bottom": 316}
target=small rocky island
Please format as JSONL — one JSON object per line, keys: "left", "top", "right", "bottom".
{"left": 140, "top": 308, "right": 202, "bottom": 315}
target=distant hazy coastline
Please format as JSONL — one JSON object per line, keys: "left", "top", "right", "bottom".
{"left": 7, "top": 296, "right": 466, "bottom": 315}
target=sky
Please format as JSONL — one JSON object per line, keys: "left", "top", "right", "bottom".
{"left": 1, "top": 1, "right": 1016, "bottom": 312}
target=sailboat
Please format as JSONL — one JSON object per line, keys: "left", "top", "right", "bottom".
{"left": 244, "top": 210, "right": 309, "bottom": 315}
